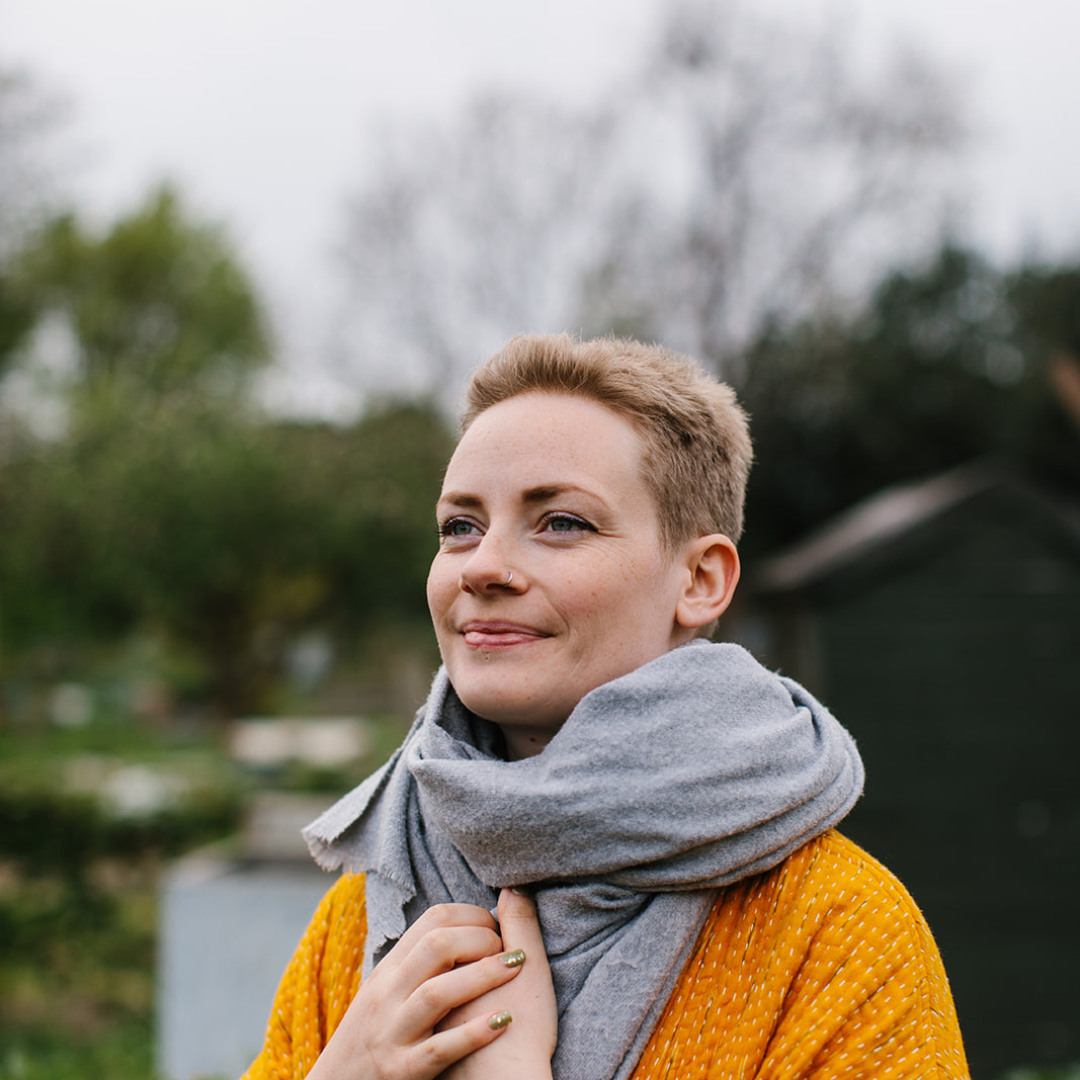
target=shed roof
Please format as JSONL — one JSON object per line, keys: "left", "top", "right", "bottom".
{"left": 753, "top": 461, "right": 1080, "bottom": 594}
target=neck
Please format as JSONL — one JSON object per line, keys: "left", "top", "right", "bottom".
{"left": 499, "top": 722, "right": 559, "bottom": 760}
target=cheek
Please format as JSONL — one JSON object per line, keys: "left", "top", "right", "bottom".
{"left": 562, "top": 574, "right": 641, "bottom": 640}
{"left": 589, "top": 557, "right": 679, "bottom": 638}
{"left": 426, "top": 559, "right": 454, "bottom": 622}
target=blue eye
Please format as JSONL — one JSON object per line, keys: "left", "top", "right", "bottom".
{"left": 439, "top": 518, "right": 480, "bottom": 538}
{"left": 545, "top": 514, "right": 593, "bottom": 533}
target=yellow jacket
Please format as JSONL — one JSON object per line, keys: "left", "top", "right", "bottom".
{"left": 242, "top": 831, "right": 969, "bottom": 1079}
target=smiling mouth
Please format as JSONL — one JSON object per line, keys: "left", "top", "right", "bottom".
{"left": 460, "top": 622, "right": 549, "bottom": 649}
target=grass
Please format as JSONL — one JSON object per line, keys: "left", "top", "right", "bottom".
{"left": 0, "top": 713, "right": 236, "bottom": 1080}
{"left": 0, "top": 1020, "right": 156, "bottom": 1080}
{"left": 0, "top": 859, "right": 159, "bottom": 1080}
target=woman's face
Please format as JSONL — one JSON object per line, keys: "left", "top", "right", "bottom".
{"left": 427, "top": 392, "right": 694, "bottom": 758}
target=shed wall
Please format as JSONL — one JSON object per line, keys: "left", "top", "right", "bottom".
{"left": 810, "top": 503, "right": 1080, "bottom": 1075}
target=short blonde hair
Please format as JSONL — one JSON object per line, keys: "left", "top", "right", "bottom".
{"left": 462, "top": 334, "right": 752, "bottom": 546}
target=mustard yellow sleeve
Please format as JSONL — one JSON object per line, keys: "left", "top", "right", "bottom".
{"left": 633, "top": 832, "right": 970, "bottom": 1080}
{"left": 240, "top": 873, "right": 367, "bottom": 1080}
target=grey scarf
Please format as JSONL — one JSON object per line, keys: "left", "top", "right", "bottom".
{"left": 304, "top": 641, "right": 863, "bottom": 1080}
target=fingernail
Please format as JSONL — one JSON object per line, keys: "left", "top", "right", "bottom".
{"left": 510, "top": 886, "right": 530, "bottom": 896}
{"left": 501, "top": 949, "right": 526, "bottom": 968}
{"left": 488, "top": 1010, "right": 513, "bottom": 1030}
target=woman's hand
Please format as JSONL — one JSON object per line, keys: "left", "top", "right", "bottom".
{"left": 306, "top": 902, "right": 525, "bottom": 1080}
{"left": 437, "top": 888, "right": 558, "bottom": 1080}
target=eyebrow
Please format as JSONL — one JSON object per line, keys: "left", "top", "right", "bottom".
{"left": 437, "top": 483, "right": 607, "bottom": 509}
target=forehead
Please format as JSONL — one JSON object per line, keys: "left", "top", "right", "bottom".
{"left": 443, "top": 392, "right": 652, "bottom": 503}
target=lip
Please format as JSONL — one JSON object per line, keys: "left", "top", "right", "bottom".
{"left": 459, "top": 621, "right": 550, "bottom": 649}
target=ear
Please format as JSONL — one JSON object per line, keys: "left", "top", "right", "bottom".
{"left": 674, "top": 534, "right": 740, "bottom": 632}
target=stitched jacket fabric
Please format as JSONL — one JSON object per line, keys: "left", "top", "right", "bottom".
{"left": 241, "top": 831, "right": 970, "bottom": 1080}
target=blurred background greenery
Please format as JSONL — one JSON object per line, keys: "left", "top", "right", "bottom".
{"left": 1, "top": 2, "right": 1078, "bottom": 1077}
{"left": 0, "top": 182, "right": 451, "bottom": 1078}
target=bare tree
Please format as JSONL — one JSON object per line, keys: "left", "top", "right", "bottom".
{"left": 335, "top": 0, "right": 966, "bottom": 397}
{"left": 336, "top": 93, "right": 614, "bottom": 401}
{"left": 585, "top": 1, "right": 966, "bottom": 377}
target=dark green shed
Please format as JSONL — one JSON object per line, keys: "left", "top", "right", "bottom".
{"left": 752, "top": 463, "right": 1080, "bottom": 1078}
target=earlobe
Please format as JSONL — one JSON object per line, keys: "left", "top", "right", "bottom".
{"left": 675, "top": 535, "right": 740, "bottom": 631}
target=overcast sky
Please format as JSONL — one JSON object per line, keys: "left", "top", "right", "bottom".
{"left": 3, "top": 0, "right": 1079, "bottom": 412}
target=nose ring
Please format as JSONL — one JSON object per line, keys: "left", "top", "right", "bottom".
{"left": 503, "top": 571, "right": 513, "bottom": 587}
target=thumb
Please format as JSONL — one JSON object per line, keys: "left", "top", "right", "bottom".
{"left": 497, "top": 886, "right": 557, "bottom": 1052}
{"left": 497, "top": 887, "right": 547, "bottom": 963}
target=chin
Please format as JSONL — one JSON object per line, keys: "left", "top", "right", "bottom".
{"left": 454, "top": 681, "right": 530, "bottom": 725}
{"left": 451, "top": 669, "right": 561, "bottom": 731}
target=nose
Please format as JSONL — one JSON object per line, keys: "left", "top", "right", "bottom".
{"left": 458, "top": 533, "right": 521, "bottom": 595}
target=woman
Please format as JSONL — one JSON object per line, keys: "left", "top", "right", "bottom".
{"left": 242, "top": 335, "right": 969, "bottom": 1080}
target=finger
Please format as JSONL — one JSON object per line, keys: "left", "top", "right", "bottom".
{"left": 399, "top": 947, "right": 525, "bottom": 1040}
{"left": 494, "top": 888, "right": 559, "bottom": 1060}
{"left": 417, "top": 1006, "right": 515, "bottom": 1072}
{"left": 496, "top": 887, "right": 548, "bottom": 960}
{"left": 378, "top": 903, "right": 500, "bottom": 977}
{"left": 388, "top": 923, "right": 505, "bottom": 1001}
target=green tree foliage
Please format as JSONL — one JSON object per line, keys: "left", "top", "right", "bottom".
{"left": 1005, "top": 264, "right": 1080, "bottom": 494}
{"left": 1, "top": 180, "right": 453, "bottom": 719}
{"left": 0, "top": 276, "right": 35, "bottom": 383}
{"left": 15, "top": 185, "right": 269, "bottom": 408}
{"left": 1, "top": 184, "right": 274, "bottom": 712}
{"left": 0, "top": 399, "right": 452, "bottom": 717}
{"left": 739, "top": 245, "right": 1080, "bottom": 555}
